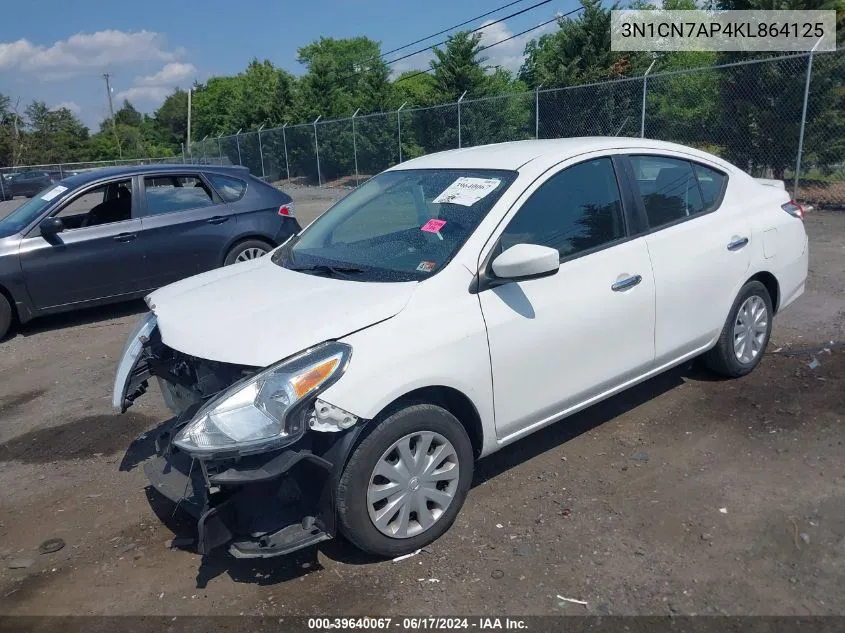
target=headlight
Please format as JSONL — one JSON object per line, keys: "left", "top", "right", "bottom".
{"left": 173, "top": 342, "right": 351, "bottom": 457}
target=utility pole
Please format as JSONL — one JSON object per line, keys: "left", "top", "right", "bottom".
{"left": 102, "top": 73, "right": 122, "bottom": 159}
{"left": 187, "top": 87, "right": 193, "bottom": 159}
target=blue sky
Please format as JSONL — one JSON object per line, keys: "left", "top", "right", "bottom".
{"left": 0, "top": 0, "right": 576, "bottom": 131}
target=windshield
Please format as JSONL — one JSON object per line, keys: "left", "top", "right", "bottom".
{"left": 273, "top": 168, "right": 517, "bottom": 282}
{"left": 0, "top": 182, "right": 71, "bottom": 238}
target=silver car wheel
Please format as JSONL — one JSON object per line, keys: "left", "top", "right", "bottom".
{"left": 733, "top": 295, "right": 768, "bottom": 364}
{"left": 367, "top": 431, "right": 459, "bottom": 539}
{"left": 235, "top": 247, "right": 267, "bottom": 262}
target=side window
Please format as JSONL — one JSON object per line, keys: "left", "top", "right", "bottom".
{"left": 693, "top": 163, "right": 727, "bottom": 212}
{"left": 629, "top": 155, "right": 704, "bottom": 228}
{"left": 206, "top": 174, "right": 247, "bottom": 202}
{"left": 53, "top": 179, "right": 133, "bottom": 229}
{"left": 143, "top": 175, "right": 214, "bottom": 216}
{"left": 499, "top": 157, "right": 626, "bottom": 259}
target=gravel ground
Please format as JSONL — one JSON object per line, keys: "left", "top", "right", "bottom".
{"left": 0, "top": 188, "right": 843, "bottom": 616}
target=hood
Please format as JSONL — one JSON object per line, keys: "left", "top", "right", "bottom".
{"left": 147, "top": 257, "right": 417, "bottom": 366}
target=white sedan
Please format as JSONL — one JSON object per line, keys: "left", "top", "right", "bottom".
{"left": 114, "top": 137, "right": 808, "bottom": 559}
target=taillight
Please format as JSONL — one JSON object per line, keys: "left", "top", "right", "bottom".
{"left": 278, "top": 204, "right": 295, "bottom": 218}
{"left": 781, "top": 200, "right": 804, "bottom": 220}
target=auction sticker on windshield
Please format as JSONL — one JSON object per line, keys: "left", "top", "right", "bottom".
{"left": 41, "top": 185, "right": 68, "bottom": 201}
{"left": 433, "top": 177, "right": 501, "bottom": 206}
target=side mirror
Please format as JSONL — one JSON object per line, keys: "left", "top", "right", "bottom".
{"left": 491, "top": 243, "right": 560, "bottom": 281}
{"left": 39, "top": 217, "right": 65, "bottom": 237}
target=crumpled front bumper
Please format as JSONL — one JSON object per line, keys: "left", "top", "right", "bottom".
{"left": 144, "top": 415, "right": 362, "bottom": 559}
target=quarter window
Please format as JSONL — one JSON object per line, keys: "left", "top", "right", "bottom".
{"left": 692, "top": 163, "right": 727, "bottom": 212}
{"left": 206, "top": 174, "right": 247, "bottom": 202}
{"left": 499, "top": 157, "right": 626, "bottom": 259}
{"left": 629, "top": 155, "right": 705, "bottom": 228}
{"left": 143, "top": 175, "right": 214, "bottom": 215}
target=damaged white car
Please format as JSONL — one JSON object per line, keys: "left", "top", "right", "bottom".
{"left": 114, "top": 138, "right": 808, "bottom": 559}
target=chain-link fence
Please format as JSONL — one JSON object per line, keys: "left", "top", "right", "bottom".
{"left": 3, "top": 49, "right": 842, "bottom": 207}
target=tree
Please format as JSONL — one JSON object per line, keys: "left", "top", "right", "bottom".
{"left": 153, "top": 89, "right": 189, "bottom": 150}
{"left": 114, "top": 100, "right": 142, "bottom": 127}
{"left": 709, "top": 0, "right": 844, "bottom": 177}
{"left": 24, "top": 101, "right": 90, "bottom": 164}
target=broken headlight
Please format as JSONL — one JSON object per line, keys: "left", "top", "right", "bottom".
{"left": 173, "top": 342, "right": 351, "bottom": 457}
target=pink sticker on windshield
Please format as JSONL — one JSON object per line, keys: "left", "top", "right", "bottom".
{"left": 421, "top": 218, "right": 446, "bottom": 233}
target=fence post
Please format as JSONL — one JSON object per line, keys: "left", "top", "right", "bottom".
{"left": 0, "top": 173, "right": 5, "bottom": 201}
{"left": 181, "top": 142, "right": 186, "bottom": 163}
{"left": 457, "top": 91, "right": 467, "bottom": 148}
{"left": 535, "top": 85, "right": 543, "bottom": 139}
{"left": 351, "top": 109, "right": 360, "bottom": 186}
{"left": 201, "top": 135, "right": 209, "bottom": 164}
{"left": 282, "top": 123, "right": 290, "bottom": 182}
{"left": 257, "top": 123, "right": 266, "bottom": 180}
{"left": 217, "top": 135, "right": 223, "bottom": 165}
{"left": 58, "top": 164, "right": 64, "bottom": 179}
{"left": 235, "top": 129, "right": 243, "bottom": 166}
{"left": 313, "top": 115, "right": 323, "bottom": 187}
{"left": 641, "top": 59, "right": 656, "bottom": 138}
{"left": 794, "top": 45, "right": 819, "bottom": 200}
{"left": 397, "top": 102, "right": 407, "bottom": 163}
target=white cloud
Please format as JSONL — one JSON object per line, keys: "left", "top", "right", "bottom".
{"left": 0, "top": 30, "right": 180, "bottom": 77}
{"left": 51, "top": 101, "right": 81, "bottom": 115}
{"left": 477, "top": 17, "right": 559, "bottom": 73}
{"left": 137, "top": 62, "right": 196, "bottom": 86}
{"left": 116, "top": 62, "right": 196, "bottom": 104}
{"left": 114, "top": 85, "right": 173, "bottom": 103}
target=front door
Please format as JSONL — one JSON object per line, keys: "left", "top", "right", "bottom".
{"left": 18, "top": 177, "right": 149, "bottom": 310}
{"left": 478, "top": 155, "right": 656, "bottom": 440}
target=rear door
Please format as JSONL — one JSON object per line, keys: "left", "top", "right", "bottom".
{"left": 137, "top": 173, "right": 236, "bottom": 287}
{"left": 622, "top": 153, "right": 750, "bottom": 364}
{"left": 18, "top": 177, "right": 149, "bottom": 310}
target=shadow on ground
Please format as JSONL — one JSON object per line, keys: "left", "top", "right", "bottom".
{"left": 0, "top": 411, "right": 157, "bottom": 463}
{"left": 8, "top": 299, "right": 147, "bottom": 340}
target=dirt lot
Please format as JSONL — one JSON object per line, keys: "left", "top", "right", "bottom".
{"left": 0, "top": 189, "right": 844, "bottom": 616}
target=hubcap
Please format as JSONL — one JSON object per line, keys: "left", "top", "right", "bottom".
{"left": 733, "top": 295, "right": 768, "bottom": 364}
{"left": 235, "top": 247, "right": 267, "bottom": 262}
{"left": 367, "top": 431, "right": 459, "bottom": 539}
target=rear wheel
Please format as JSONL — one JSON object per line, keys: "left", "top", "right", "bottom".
{"left": 223, "top": 239, "right": 273, "bottom": 266}
{"left": 0, "top": 294, "right": 13, "bottom": 341}
{"left": 703, "top": 280, "right": 773, "bottom": 378}
{"left": 337, "top": 404, "right": 473, "bottom": 557}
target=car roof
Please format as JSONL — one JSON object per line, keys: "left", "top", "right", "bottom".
{"left": 389, "top": 137, "right": 730, "bottom": 172}
{"left": 59, "top": 164, "right": 251, "bottom": 188}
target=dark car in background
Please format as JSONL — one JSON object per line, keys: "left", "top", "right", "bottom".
{"left": 1, "top": 171, "right": 61, "bottom": 200}
{"left": 0, "top": 164, "right": 299, "bottom": 339}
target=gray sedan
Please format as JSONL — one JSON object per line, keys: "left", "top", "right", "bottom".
{"left": 0, "top": 164, "right": 300, "bottom": 339}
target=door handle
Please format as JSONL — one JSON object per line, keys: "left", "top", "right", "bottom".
{"left": 207, "top": 216, "right": 229, "bottom": 225}
{"left": 114, "top": 233, "right": 137, "bottom": 243}
{"left": 611, "top": 274, "right": 642, "bottom": 292}
{"left": 727, "top": 237, "right": 749, "bottom": 251}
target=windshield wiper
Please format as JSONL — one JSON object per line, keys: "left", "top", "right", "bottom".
{"left": 288, "top": 264, "right": 367, "bottom": 277}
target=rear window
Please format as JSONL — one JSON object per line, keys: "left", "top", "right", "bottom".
{"left": 207, "top": 173, "right": 247, "bottom": 202}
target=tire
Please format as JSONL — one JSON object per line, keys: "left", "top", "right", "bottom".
{"left": 0, "top": 293, "right": 12, "bottom": 342}
{"left": 337, "top": 404, "right": 474, "bottom": 557}
{"left": 703, "top": 280, "right": 773, "bottom": 378}
{"left": 223, "top": 239, "right": 272, "bottom": 266}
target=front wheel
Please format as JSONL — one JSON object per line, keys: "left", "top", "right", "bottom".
{"left": 336, "top": 404, "right": 474, "bottom": 557}
{"left": 703, "top": 280, "right": 773, "bottom": 378}
{"left": 223, "top": 239, "right": 272, "bottom": 266}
